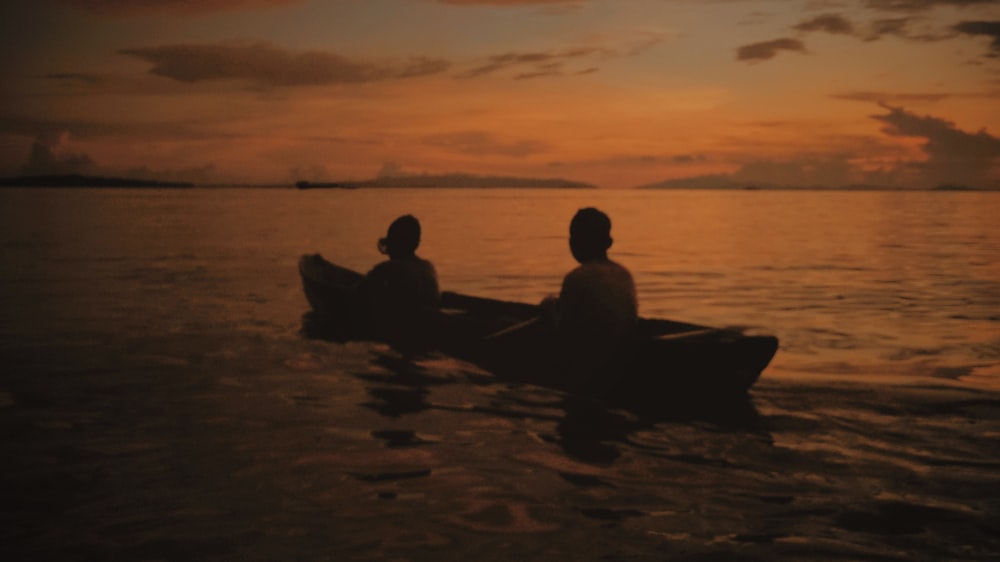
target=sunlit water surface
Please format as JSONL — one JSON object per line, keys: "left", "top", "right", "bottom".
{"left": 1, "top": 187, "right": 998, "bottom": 561}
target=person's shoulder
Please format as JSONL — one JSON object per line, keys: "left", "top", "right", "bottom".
{"left": 408, "top": 255, "right": 436, "bottom": 273}
{"left": 367, "top": 259, "right": 393, "bottom": 275}
{"left": 562, "top": 261, "right": 613, "bottom": 291}
{"left": 563, "top": 263, "right": 590, "bottom": 282}
{"left": 607, "top": 260, "right": 636, "bottom": 286}
{"left": 570, "top": 259, "right": 630, "bottom": 276}
{"left": 606, "top": 259, "right": 634, "bottom": 276}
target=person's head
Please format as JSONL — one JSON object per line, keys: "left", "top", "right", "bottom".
{"left": 569, "top": 207, "right": 613, "bottom": 263}
{"left": 378, "top": 214, "right": 421, "bottom": 259}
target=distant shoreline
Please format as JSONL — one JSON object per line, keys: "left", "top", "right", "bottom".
{"left": 637, "top": 180, "right": 996, "bottom": 191}
{"left": 295, "top": 174, "right": 597, "bottom": 189}
{"left": 0, "top": 174, "right": 194, "bottom": 188}
{"left": 639, "top": 185, "right": 997, "bottom": 192}
{"left": 2, "top": 173, "right": 995, "bottom": 191}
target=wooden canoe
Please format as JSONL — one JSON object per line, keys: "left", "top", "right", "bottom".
{"left": 299, "top": 253, "right": 779, "bottom": 405}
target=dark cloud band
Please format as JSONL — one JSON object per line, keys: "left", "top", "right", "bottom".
{"left": 864, "top": 0, "right": 996, "bottom": 12}
{"left": 458, "top": 47, "right": 603, "bottom": 79}
{"left": 794, "top": 14, "right": 855, "bottom": 35}
{"left": 736, "top": 38, "right": 806, "bottom": 62}
{"left": 436, "top": 0, "right": 580, "bottom": 5}
{"left": 57, "top": 0, "right": 304, "bottom": 16}
{"left": 119, "top": 42, "right": 450, "bottom": 86}
{"left": 874, "top": 104, "right": 1000, "bottom": 183}
{"left": 954, "top": 20, "right": 1000, "bottom": 54}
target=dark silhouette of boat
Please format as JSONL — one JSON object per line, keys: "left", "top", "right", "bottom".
{"left": 295, "top": 181, "right": 357, "bottom": 189}
{"left": 298, "top": 254, "right": 778, "bottom": 406}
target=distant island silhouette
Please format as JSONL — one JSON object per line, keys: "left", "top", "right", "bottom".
{"left": 295, "top": 173, "right": 595, "bottom": 189}
{"left": 931, "top": 184, "right": 982, "bottom": 191}
{"left": 638, "top": 177, "right": 995, "bottom": 191}
{"left": 3, "top": 173, "right": 991, "bottom": 191}
{"left": 0, "top": 174, "right": 194, "bottom": 188}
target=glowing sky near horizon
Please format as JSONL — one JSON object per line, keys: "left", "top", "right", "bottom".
{"left": 1, "top": 0, "right": 998, "bottom": 188}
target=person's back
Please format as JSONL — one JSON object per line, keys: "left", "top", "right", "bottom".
{"left": 362, "top": 215, "right": 440, "bottom": 350}
{"left": 558, "top": 258, "right": 637, "bottom": 347}
{"left": 365, "top": 254, "right": 439, "bottom": 319}
{"left": 547, "top": 208, "right": 638, "bottom": 382}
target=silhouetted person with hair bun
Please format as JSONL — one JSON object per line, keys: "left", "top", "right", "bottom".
{"left": 543, "top": 207, "right": 638, "bottom": 385}
{"left": 361, "top": 214, "right": 440, "bottom": 352}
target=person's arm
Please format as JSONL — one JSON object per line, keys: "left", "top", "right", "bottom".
{"left": 426, "top": 261, "right": 441, "bottom": 306}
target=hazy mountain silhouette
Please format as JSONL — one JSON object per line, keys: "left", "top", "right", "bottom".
{"left": 0, "top": 174, "right": 194, "bottom": 188}
{"left": 296, "top": 173, "right": 595, "bottom": 189}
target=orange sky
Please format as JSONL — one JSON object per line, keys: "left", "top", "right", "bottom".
{"left": 1, "top": 0, "right": 998, "bottom": 188}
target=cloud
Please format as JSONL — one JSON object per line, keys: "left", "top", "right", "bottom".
{"left": 639, "top": 153, "right": 882, "bottom": 189}
{"left": 642, "top": 106, "right": 1000, "bottom": 189}
{"left": 458, "top": 47, "right": 604, "bottom": 79}
{"left": 789, "top": 12, "right": 952, "bottom": 43}
{"left": 20, "top": 131, "right": 95, "bottom": 176}
{"left": 794, "top": 14, "right": 855, "bottom": 35}
{"left": 759, "top": 10, "right": 1000, "bottom": 67}
{"left": 834, "top": 90, "right": 1000, "bottom": 103}
{"left": 56, "top": 0, "right": 304, "bottom": 17}
{"left": 44, "top": 73, "right": 102, "bottom": 85}
{"left": 954, "top": 20, "right": 1000, "bottom": 55}
{"left": 124, "top": 163, "right": 219, "bottom": 184}
{"left": 867, "top": 17, "right": 916, "bottom": 39}
{"left": 854, "top": 4, "right": 1000, "bottom": 49}
{"left": 732, "top": 156, "right": 857, "bottom": 187}
{"left": 0, "top": 115, "right": 119, "bottom": 141}
{"left": 289, "top": 163, "right": 331, "bottom": 183}
{"left": 435, "top": 0, "right": 581, "bottom": 5}
{"left": 422, "top": 131, "right": 550, "bottom": 157}
{"left": 866, "top": 16, "right": 963, "bottom": 42}
{"left": 119, "top": 42, "right": 450, "bottom": 87}
{"left": 736, "top": 38, "right": 806, "bottom": 62}
{"left": 670, "top": 154, "right": 707, "bottom": 164}
{"left": 614, "top": 153, "right": 709, "bottom": 165}
{"left": 873, "top": 104, "right": 1000, "bottom": 186}
{"left": 377, "top": 162, "right": 406, "bottom": 178}
{"left": 455, "top": 32, "right": 666, "bottom": 79}
{"left": 863, "top": 0, "right": 997, "bottom": 13}
{"left": 0, "top": 112, "right": 280, "bottom": 148}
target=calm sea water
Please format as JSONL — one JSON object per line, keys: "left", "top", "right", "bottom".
{"left": 1, "top": 187, "right": 998, "bottom": 560}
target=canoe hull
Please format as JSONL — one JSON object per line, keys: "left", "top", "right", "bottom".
{"left": 299, "top": 254, "right": 778, "bottom": 402}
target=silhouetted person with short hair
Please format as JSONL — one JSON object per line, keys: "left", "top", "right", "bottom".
{"left": 543, "top": 207, "right": 638, "bottom": 385}
{"left": 361, "top": 215, "right": 440, "bottom": 351}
